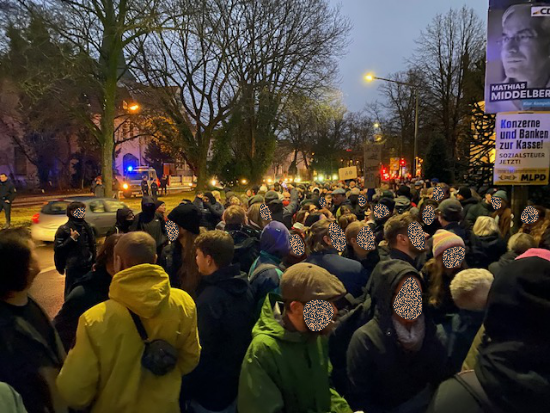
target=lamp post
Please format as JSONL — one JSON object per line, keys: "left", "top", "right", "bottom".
{"left": 365, "top": 74, "right": 420, "bottom": 177}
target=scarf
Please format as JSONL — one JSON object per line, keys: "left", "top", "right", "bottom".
{"left": 392, "top": 313, "right": 426, "bottom": 352}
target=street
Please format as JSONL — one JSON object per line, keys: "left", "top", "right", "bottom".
{"left": 30, "top": 243, "right": 65, "bottom": 319}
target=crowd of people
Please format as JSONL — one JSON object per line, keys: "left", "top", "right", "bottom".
{"left": 0, "top": 177, "right": 549, "bottom": 413}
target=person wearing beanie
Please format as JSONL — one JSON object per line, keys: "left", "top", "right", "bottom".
{"left": 130, "top": 196, "right": 168, "bottom": 257}
{"left": 160, "top": 202, "right": 203, "bottom": 294}
{"left": 264, "top": 188, "right": 299, "bottom": 229}
{"left": 491, "top": 190, "right": 513, "bottom": 240}
{"left": 239, "top": 263, "right": 352, "bottom": 413}
{"left": 106, "top": 207, "right": 135, "bottom": 237}
{"left": 248, "top": 221, "right": 290, "bottom": 311}
{"left": 428, "top": 250, "right": 550, "bottom": 413}
{"left": 54, "top": 201, "right": 97, "bottom": 297}
{"left": 422, "top": 230, "right": 466, "bottom": 325}
{"left": 155, "top": 200, "right": 167, "bottom": 221}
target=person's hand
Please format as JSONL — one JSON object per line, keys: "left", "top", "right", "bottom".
{"left": 5, "top": 200, "right": 10, "bottom": 204}
{"left": 70, "top": 228, "right": 80, "bottom": 240}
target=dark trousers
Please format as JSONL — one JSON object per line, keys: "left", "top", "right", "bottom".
{"left": 0, "top": 200, "right": 11, "bottom": 226}
{"left": 64, "top": 266, "right": 91, "bottom": 299}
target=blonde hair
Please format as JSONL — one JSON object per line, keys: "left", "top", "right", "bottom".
{"left": 450, "top": 269, "right": 493, "bottom": 311}
{"left": 507, "top": 232, "right": 537, "bottom": 254}
{"left": 345, "top": 221, "right": 367, "bottom": 244}
{"left": 306, "top": 219, "right": 332, "bottom": 253}
{"left": 247, "top": 203, "right": 270, "bottom": 229}
{"left": 223, "top": 205, "right": 246, "bottom": 226}
{"left": 473, "top": 216, "right": 500, "bottom": 237}
{"left": 212, "top": 190, "right": 221, "bottom": 203}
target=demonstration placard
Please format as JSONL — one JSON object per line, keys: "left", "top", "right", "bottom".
{"left": 364, "top": 144, "right": 381, "bottom": 188}
{"left": 494, "top": 112, "right": 550, "bottom": 185}
{"left": 338, "top": 166, "right": 358, "bottom": 181}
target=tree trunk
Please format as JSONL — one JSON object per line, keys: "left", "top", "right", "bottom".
{"left": 195, "top": 155, "right": 208, "bottom": 191}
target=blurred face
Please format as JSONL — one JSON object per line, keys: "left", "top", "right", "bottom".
{"left": 333, "top": 194, "right": 345, "bottom": 206}
{"left": 501, "top": 8, "right": 550, "bottom": 84}
{"left": 156, "top": 204, "right": 166, "bottom": 214}
{"left": 286, "top": 300, "right": 338, "bottom": 335}
{"left": 485, "top": 193, "right": 492, "bottom": 203}
{"left": 392, "top": 276, "right": 423, "bottom": 326}
{"left": 0, "top": 174, "right": 7, "bottom": 182}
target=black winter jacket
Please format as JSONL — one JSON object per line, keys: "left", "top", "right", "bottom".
{"left": 53, "top": 266, "right": 111, "bottom": 351}
{"left": 347, "top": 260, "right": 448, "bottom": 413}
{"left": 468, "top": 233, "right": 507, "bottom": 269}
{"left": 0, "top": 298, "right": 66, "bottom": 413}
{"left": 54, "top": 218, "right": 96, "bottom": 274}
{"left": 183, "top": 264, "right": 255, "bottom": 410}
{"left": 0, "top": 178, "right": 16, "bottom": 202}
{"left": 488, "top": 250, "right": 518, "bottom": 276}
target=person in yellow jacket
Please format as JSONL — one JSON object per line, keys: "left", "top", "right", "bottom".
{"left": 56, "top": 231, "right": 201, "bottom": 413}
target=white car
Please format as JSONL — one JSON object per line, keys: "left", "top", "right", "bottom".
{"left": 31, "top": 197, "right": 129, "bottom": 243}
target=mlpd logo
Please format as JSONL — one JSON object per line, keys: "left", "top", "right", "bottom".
{"left": 532, "top": 6, "right": 550, "bottom": 16}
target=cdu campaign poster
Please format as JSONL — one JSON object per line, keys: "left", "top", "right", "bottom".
{"left": 485, "top": 0, "right": 550, "bottom": 114}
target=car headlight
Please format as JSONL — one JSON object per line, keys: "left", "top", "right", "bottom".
{"left": 123, "top": 183, "right": 129, "bottom": 190}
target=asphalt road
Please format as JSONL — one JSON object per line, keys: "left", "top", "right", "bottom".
{"left": 29, "top": 243, "right": 65, "bottom": 319}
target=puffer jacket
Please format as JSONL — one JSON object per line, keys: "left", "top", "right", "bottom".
{"left": 56, "top": 264, "right": 201, "bottom": 413}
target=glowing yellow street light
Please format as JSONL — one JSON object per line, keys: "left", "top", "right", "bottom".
{"left": 364, "top": 73, "right": 374, "bottom": 82}
{"left": 128, "top": 103, "right": 140, "bottom": 112}
{"left": 267, "top": 178, "right": 272, "bottom": 183}
{"left": 241, "top": 179, "right": 247, "bottom": 185}
{"left": 374, "top": 122, "right": 380, "bottom": 128}
{"left": 210, "top": 179, "right": 217, "bottom": 186}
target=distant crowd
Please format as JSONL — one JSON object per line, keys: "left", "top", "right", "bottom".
{"left": 0, "top": 176, "right": 549, "bottom": 413}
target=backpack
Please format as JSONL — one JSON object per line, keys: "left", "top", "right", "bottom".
{"left": 452, "top": 371, "right": 503, "bottom": 413}
{"left": 228, "top": 230, "right": 260, "bottom": 274}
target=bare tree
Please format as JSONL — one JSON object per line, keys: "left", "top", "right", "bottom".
{"left": 228, "top": 0, "right": 351, "bottom": 184}
{"left": 130, "top": 0, "right": 241, "bottom": 189}
{"left": 411, "top": 6, "right": 485, "bottom": 164}
{"left": 17, "top": 0, "right": 176, "bottom": 195}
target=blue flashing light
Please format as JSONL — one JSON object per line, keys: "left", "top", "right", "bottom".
{"left": 127, "top": 166, "right": 133, "bottom": 172}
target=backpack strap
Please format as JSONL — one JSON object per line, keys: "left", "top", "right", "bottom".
{"left": 454, "top": 371, "right": 501, "bottom": 413}
{"left": 128, "top": 309, "right": 148, "bottom": 341}
{"left": 249, "top": 264, "right": 281, "bottom": 283}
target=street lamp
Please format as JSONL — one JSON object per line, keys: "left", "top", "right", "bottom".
{"left": 365, "top": 73, "right": 420, "bottom": 177}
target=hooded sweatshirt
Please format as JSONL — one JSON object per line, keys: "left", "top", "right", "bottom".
{"left": 56, "top": 264, "right": 201, "bottom": 413}
{"left": 238, "top": 294, "right": 352, "bottom": 413}
{"left": 427, "top": 251, "right": 550, "bottom": 413}
{"left": 106, "top": 207, "right": 134, "bottom": 237}
{"left": 184, "top": 264, "right": 255, "bottom": 410}
{"left": 130, "top": 197, "right": 167, "bottom": 249}
{"left": 347, "top": 260, "right": 447, "bottom": 412}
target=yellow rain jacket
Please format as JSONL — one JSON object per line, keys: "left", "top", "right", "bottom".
{"left": 56, "top": 264, "right": 201, "bottom": 413}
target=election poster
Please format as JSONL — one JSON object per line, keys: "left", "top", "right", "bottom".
{"left": 364, "top": 144, "right": 382, "bottom": 188}
{"left": 493, "top": 112, "right": 550, "bottom": 185}
{"left": 339, "top": 166, "right": 358, "bottom": 181}
{"left": 485, "top": 0, "right": 550, "bottom": 114}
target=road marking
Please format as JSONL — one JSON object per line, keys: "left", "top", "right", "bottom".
{"left": 39, "top": 266, "right": 58, "bottom": 275}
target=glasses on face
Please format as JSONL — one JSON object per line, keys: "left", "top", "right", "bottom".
{"left": 498, "top": 31, "right": 536, "bottom": 46}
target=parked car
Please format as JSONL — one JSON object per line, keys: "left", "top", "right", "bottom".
{"left": 31, "top": 197, "right": 128, "bottom": 242}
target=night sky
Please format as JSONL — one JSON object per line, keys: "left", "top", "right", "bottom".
{"left": 330, "top": 0, "right": 488, "bottom": 111}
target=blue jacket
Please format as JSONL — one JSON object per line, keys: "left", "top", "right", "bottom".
{"left": 306, "top": 249, "right": 369, "bottom": 298}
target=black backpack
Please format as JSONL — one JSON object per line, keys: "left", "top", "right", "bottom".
{"left": 228, "top": 230, "right": 260, "bottom": 274}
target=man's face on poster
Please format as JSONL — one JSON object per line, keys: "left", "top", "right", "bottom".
{"left": 501, "top": 6, "right": 550, "bottom": 85}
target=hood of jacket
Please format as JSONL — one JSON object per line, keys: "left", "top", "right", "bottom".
{"left": 371, "top": 260, "right": 425, "bottom": 328}
{"left": 198, "top": 264, "right": 249, "bottom": 296}
{"left": 473, "top": 233, "right": 505, "bottom": 251}
{"left": 394, "top": 196, "right": 412, "bottom": 214}
{"left": 460, "top": 197, "right": 478, "bottom": 207}
{"left": 109, "top": 263, "right": 170, "bottom": 319}
{"left": 252, "top": 293, "right": 312, "bottom": 344}
{"left": 475, "top": 252, "right": 550, "bottom": 412}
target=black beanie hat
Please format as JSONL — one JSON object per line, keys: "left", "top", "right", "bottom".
{"left": 168, "top": 203, "right": 202, "bottom": 235}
